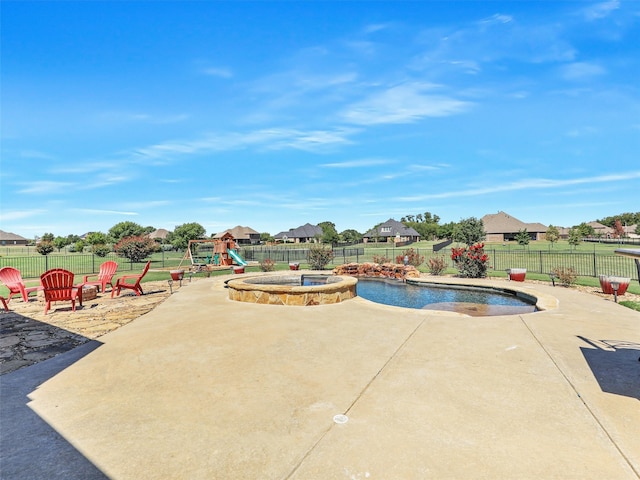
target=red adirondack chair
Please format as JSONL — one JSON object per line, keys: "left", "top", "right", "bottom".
{"left": 40, "top": 268, "right": 83, "bottom": 314}
{"left": 111, "top": 261, "right": 151, "bottom": 298}
{"left": 0, "top": 266, "right": 43, "bottom": 303}
{"left": 0, "top": 296, "right": 8, "bottom": 312}
{"left": 83, "top": 260, "right": 118, "bottom": 293}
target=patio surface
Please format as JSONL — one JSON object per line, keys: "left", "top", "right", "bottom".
{"left": 1, "top": 274, "right": 639, "bottom": 479}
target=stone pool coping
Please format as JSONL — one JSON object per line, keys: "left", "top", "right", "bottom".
{"left": 404, "top": 276, "right": 560, "bottom": 313}
{"left": 227, "top": 273, "right": 357, "bottom": 306}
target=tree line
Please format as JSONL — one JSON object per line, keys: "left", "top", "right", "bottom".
{"left": 34, "top": 211, "right": 640, "bottom": 260}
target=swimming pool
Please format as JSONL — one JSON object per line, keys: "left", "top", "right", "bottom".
{"left": 356, "top": 278, "right": 537, "bottom": 316}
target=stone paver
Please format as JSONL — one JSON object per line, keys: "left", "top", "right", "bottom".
{"left": 0, "top": 280, "right": 180, "bottom": 374}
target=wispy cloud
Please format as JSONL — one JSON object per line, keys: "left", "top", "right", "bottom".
{"left": 132, "top": 127, "right": 358, "bottom": 162}
{"left": 73, "top": 209, "right": 138, "bottom": 216}
{"left": 320, "top": 158, "right": 392, "bottom": 168}
{"left": 119, "top": 200, "right": 172, "bottom": 210}
{"left": 17, "top": 181, "right": 76, "bottom": 194}
{"left": 97, "top": 111, "right": 190, "bottom": 125}
{"left": 0, "top": 209, "right": 46, "bottom": 220}
{"left": 202, "top": 67, "right": 233, "bottom": 78}
{"left": 561, "top": 62, "right": 606, "bottom": 81}
{"left": 582, "top": 0, "right": 620, "bottom": 20}
{"left": 341, "top": 82, "right": 471, "bottom": 125}
{"left": 396, "top": 171, "right": 640, "bottom": 202}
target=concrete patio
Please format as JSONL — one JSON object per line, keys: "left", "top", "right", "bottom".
{"left": 1, "top": 275, "right": 639, "bottom": 479}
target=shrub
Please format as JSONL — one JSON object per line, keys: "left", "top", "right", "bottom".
{"left": 114, "top": 235, "right": 159, "bottom": 263}
{"left": 395, "top": 248, "right": 425, "bottom": 267}
{"left": 36, "top": 241, "right": 55, "bottom": 256}
{"left": 260, "top": 258, "right": 276, "bottom": 272}
{"left": 551, "top": 266, "right": 577, "bottom": 286}
{"left": 451, "top": 242, "right": 489, "bottom": 278}
{"left": 92, "top": 244, "right": 112, "bottom": 257}
{"left": 427, "top": 255, "right": 448, "bottom": 275}
{"left": 372, "top": 254, "right": 392, "bottom": 264}
{"left": 307, "top": 244, "right": 334, "bottom": 270}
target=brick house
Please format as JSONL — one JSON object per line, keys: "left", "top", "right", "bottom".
{"left": 363, "top": 219, "right": 421, "bottom": 243}
{"left": 481, "top": 212, "right": 548, "bottom": 242}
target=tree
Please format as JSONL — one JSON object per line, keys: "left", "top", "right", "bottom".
{"left": 613, "top": 219, "right": 625, "bottom": 238}
{"left": 401, "top": 211, "right": 441, "bottom": 241}
{"left": 41, "top": 232, "right": 55, "bottom": 242}
{"left": 452, "top": 217, "right": 485, "bottom": 246}
{"left": 171, "top": 223, "right": 206, "bottom": 250}
{"left": 36, "top": 241, "right": 55, "bottom": 256}
{"left": 66, "top": 234, "right": 81, "bottom": 244}
{"left": 340, "top": 229, "right": 362, "bottom": 243}
{"left": 318, "top": 221, "right": 339, "bottom": 244}
{"left": 114, "top": 236, "right": 159, "bottom": 262}
{"left": 53, "top": 236, "right": 71, "bottom": 252}
{"left": 597, "top": 212, "right": 640, "bottom": 228}
{"left": 260, "top": 232, "right": 273, "bottom": 243}
{"left": 437, "top": 222, "right": 456, "bottom": 239}
{"left": 515, "top": 229, "right": 530, "bottom": 246}
{"left": 573, "top": 222, "right": 595, "bottom": 238}
{"left": 85, "top": 232, "right": 108, "bottom": 246}
{"left": 108, "top": 221, "right": 145, "bottom": 243}
{"left": 568, "top": 228, "right": 582, "bottom": 249}
{"left": 546, "top": 225, "right": 560, "bottom": 246}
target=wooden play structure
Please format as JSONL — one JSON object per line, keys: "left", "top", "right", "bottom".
{"left": 179, "top": 234, "right": 247, "bottom": 271}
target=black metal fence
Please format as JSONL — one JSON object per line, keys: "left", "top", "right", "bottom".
{"left": 0, "top": 252, "right": 178, "bottom": 280}
{"left": 2, "top": 248, "right": 638, "bottom": 282}
{"left": 241, "top": 247, "right": 365, "bottom": 264}
{"left": 486, "top": 250, "right": 638, "bottom": 280}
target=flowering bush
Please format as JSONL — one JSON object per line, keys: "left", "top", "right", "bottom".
{"left": 395, "top": 248, "right": 425, "bottom": 267}
{"left": 427, "top": 255, "right": 448, "bottom": 275}
{"left": 372, "top": 254, "right": 392, "bottom": 264}
{"left": 307, "top": 244, "right": 334, "bottom": 270}
{"left": 260, "top": 258, "right": 276, "bottom": 272}
{"left": 114, "top": 235, "right": 159, "bottom": 263}
{"left": 451, "top": 242, "right": 489, "bottom": 278}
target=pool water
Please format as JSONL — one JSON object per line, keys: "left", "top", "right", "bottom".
{"left": 356, "top": 278, "right": 536, "bottom": 316}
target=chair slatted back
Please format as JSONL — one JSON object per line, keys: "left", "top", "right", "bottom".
{"left": 41, "top": 269, "right": 76, "bottom": 301}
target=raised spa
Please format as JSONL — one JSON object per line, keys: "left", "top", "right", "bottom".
{"left": 227, "top": 274, "right": 357, "bottom": 306}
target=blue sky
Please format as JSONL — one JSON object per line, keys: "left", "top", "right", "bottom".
{"left": 1, "top": 1, "right": 639, "bottom": 239}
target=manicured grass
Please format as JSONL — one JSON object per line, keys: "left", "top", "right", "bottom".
{"left": 619, "top": 300, "right": 640, "bottom": 312}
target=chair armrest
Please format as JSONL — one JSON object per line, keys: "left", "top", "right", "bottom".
{"left": 118, "top": 274, "right": 142, "bottom": 280}
{"left": 83, "top": 274, "right": 98, "bottom": 282}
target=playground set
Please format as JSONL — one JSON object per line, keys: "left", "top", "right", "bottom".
{"left": 179, "top": 233, "right": 248, "bottom": 272}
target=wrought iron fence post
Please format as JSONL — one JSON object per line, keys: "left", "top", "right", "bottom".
{"left": 539, "top": 251, "right": 543, "bottom": 274}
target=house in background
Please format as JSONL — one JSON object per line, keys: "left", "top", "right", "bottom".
{"left": 362, "top": 219, "right": 421, "bottom": 243}
{"left": 274, "top": 223, "right": 323, "bottom": 243}
{"left": 0, "top": 230, "right": 29, "bottom": 246}
{"left": 481, "top": 212, "right": 548, "bottom": 242}
{"left": 215, "top": 226, "right": 261, "bottom": 245}
{"left": 586, "top": 221, "right": 613, "bottom": 238}
{"left": 147, "top": 228, "right": 170, "bottom": 242}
